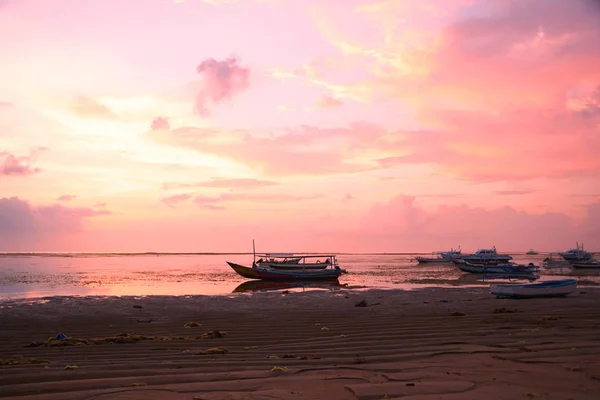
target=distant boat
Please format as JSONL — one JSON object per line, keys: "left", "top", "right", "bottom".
{"left": 490, "top": 279, "right": 578, "bottom": 299}
{"left": 415, "top": 246, "right": 462, "bottom": 264}
{"left": 526, "top": 249, "right": 538, "bottom": 255}
{"left": 542, "top": 253, "right": 571, "bottom": 268}
{"left": 460, "top": 247, "right": 513, "bottom": 263}
{"left": 559, "top": 242, "right": 593, "bottom": 262}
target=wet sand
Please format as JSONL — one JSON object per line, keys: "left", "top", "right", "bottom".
{"left": 1, "top": 288, "right": 600, "bottom": 399}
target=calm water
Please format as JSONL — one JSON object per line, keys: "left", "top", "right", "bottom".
{"left": 0, "top": 253, "right": 598, "bottom": 300}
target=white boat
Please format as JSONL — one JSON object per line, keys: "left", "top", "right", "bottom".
{"left": 571, "top": 259, "right": 600, "bottom": 269}
{"left": 255, "top": 253, "right": 331, "bottom": 270}
{"left": 415, "top": 247, "right": 462, "bottom": 263}
{"left": 460, "top": 247, "right": 513, "bottom": 263}
{"left": 559, "top": 242, "right": 593, "bottom": 262}
{"left": 490, "top": 279, "right": 578, "bottom": 298}
{"left": 526, "top": 249, "right": 538, "bottom": 255}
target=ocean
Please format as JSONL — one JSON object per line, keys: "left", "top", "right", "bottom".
{"left": 0, "top": 253, "right": 598, "bottom": 300}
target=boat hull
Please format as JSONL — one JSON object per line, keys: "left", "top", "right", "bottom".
{"left": 415, "top": 256, "right": 454, "bottom": 264}
{"left": 227, "top": 262, "right": 343, "bottom": 281}
{"left": 571, "top": 261, "right": 600, "bottom": 269}
{"left": 491, "top": 279, "right": 578, "bottom": 298}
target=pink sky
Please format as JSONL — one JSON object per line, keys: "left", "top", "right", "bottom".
{"left": 1, "top": 0, "right": 599, "bottom": 253}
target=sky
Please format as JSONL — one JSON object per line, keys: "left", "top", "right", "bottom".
{"left": 1, "top": 0, "right": 599, "bottom": 253}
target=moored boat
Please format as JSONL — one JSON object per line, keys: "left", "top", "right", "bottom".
{"left": 457, "top": 261, "right": 538, "bottom": 274}
{"left": 256, "top": 253, "right": 329, "bottom": 270}
{"left": 542, "top": 253, "right": 571, "bottom": 268}
{"left": 490, "top": 279, "right": 578, "bottom": 299}
{"left": 559, "top": 242, "right": 593, "bottom": 262}
{"left": 526, "top": 249, "right": 538, "bottom": 255}
{"left": 460, "top": 247, "right": 513, "bottom": 263}
{"left": 571, "top": 259, "right": 600, "bottom": 269}
{"left": 227, "top": 261, "right": 344, "bottom": 281}
{"left": 415, "top": 247, "right": 462, "bottom": 264}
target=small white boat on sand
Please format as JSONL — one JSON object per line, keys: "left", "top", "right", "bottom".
{"left": 543, "top": 253, "right": 571, "bottom": 269}
{"left": 490, "top": 279, "right": 578, "bottom": 299}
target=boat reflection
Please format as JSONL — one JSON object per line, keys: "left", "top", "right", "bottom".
{"left": 233, "top": 279, "right": 345, "bottom": 293}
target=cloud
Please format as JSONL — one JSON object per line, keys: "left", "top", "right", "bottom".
{"left": 94, "top": 202, "right": 107, "bottom": 208}
{"left": 70, "top": 96, "right": 116, "bottom": 119}
{"left": 150, "top": 117, "right": 170, "bottom": 131}
{"left": 194, "top": 57, "right": 250, "bottom": 116}
{"left": 494, "top": 190, "right": 537, "bottom": 196}
{"left": 161, "top": 193, "right": 193, "bottom": 208}
{"left": 57, "top": 195, "right": 76, "bottom": 202}
{"left": 0, "top": 148, "right": 47, "bottom": 176}
{"left": 163, "top": 178, "right": 278, "bottom": 190}
{"left": 316, "top": 96, "right": 343, "bottom": 109}
{"left": 162, "top": 191, "right": 321, "bottom": 210}
{"left": 0, "top": 197, "right": 112, "bottom": 249}
{"left": 148, "top": 121, "right": 389, "bottom": 176}
{"left": 342, "top": 194, "right": 600, "bottom": 252}
{"left": 0, "top": 101, "right": 14, "bottom": 110}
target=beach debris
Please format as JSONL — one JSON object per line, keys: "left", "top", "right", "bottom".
{"left": 0, "top": 357, "right": 51, "bottom": 366}
{"left": 266, "top": 355, "right": 279, "bottom": 359}
{"left": 338, "top": 334, "right": 347, "bottom": 338}
{"left": 538, "top": 315, "right": 559, "bottom": 322}
{"left": 136, "top": 318, "right": 154, "bottom": 323}
{"left": 440, "top": 300, "right": 448, "bottom": 303}
{"left": 282, "top": 354, "right": 296, "bottom": 358}
{"left": 64, "top": 365, "right": 79, "bottom": 370}
{"left": 321, "top": 326, "right": 330, "bottom": 331}
{"left": 195, "top": 347, "right": 228, "bottom": 355}
{"left": 244, "top": 346, "right": 258, "bottom": 351}
{"left": 271, "top": 366, "right": 288, "bottom": 372}
{"left": 197, "top": 330, "right": 226, "bottom": 339}
{"left": 127, "top": 382, "right": 147, "bottom": 387}
{"left": 526, "top": 392, "right": 540, "bottom": 398}
{"left": 353, "top": 355, "right": 367, "bottom": 364}
{"left": 494, "top": 307, "right": 520, "bottom": 314}
{"left": 184, "top": 321, "right": 201, "bottom": 328}
{"left": 406, "top": 383, "right": 415, "bottom": 387}
{"left": 355, "top": 300, "right": 368, "bottom": 307}
{"left": 282, "top": 290, "right": 290, "bottom": 294}
{"left": 133, "top": 305, "right": 143, "bottom": 309}
{"left": 565, "top": 365, "right": 582, "bottom": 372}
{"left": 56, "top": 332, "right": 67, "bottom": 340}
{"left": 451, "top": 311, "right": 467, "bottom": 317}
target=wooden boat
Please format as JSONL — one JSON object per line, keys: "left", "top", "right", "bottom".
{"left": 490, "top": 279, "right": 578, "bottom": 299}
{"left": 571, "top": 260, "right": 600, "bottom": 269}
{"left": 457, "top": 261, "right": 538, "bottom": 274}
{"left": 227, "top": 261, "right": 343, "bottom": 280}
{"left": 255, "top": 253, "right": 329, "bottom": 270}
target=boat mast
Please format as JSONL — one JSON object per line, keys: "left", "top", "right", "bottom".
{"left": 252, "top": 239, "right": 256, "bottom": 264}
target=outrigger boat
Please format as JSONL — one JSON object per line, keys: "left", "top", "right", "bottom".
{"left": 226, "top": 241, "right": 345, "bottom": 281}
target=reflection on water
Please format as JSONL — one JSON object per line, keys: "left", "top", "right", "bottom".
{"left": 0, "top": 253, "right": 598, "bottom": 300}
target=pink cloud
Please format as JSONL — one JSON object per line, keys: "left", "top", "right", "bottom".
{"left": 337, "top": 194, "right": 600, "bottom": 252}
{"left": 149, "top": 122, "right": 387, "bottom": 176}
{"left": 71, "top": 96, "right": 115, "bottom": 119}
{"left": 94, "top": 202, "right": 107, "bottom": 208}
{"left": 0, "top": 148, "right": 47, "bottom": 176}
{"left": 316, "top": 96, "right": 343, "bottom": 109}
{"left": 0, "top": 101, "right": 14, "bottom": 110}
{"left": 163, "top": 178, "right": 278, "bottom": 190}
{"left": 0, "top": 197, "right": 112, "bottom": 250}
{"left": 57, "top": 194, "right": 76, "bottom": 202}
{"left": 161, "top": 193, "right": 193, "bottom": 208}
{"left": 194, "top": 57, "right": 250, "bottom": 116}
{"left": 150, "top": 117, "right": 170, "bottom": 131}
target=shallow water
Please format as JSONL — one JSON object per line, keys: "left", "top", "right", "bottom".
{"left": 0, "top": 253, "right": 598, "bottom": 299}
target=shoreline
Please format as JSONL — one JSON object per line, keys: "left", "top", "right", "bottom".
{"left": 2, "top": 287, "right": 600, "bottom": 399}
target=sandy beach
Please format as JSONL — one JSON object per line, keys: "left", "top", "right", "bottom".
{"left": 1, "top": 288, "right": 600, "bottom": 400}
